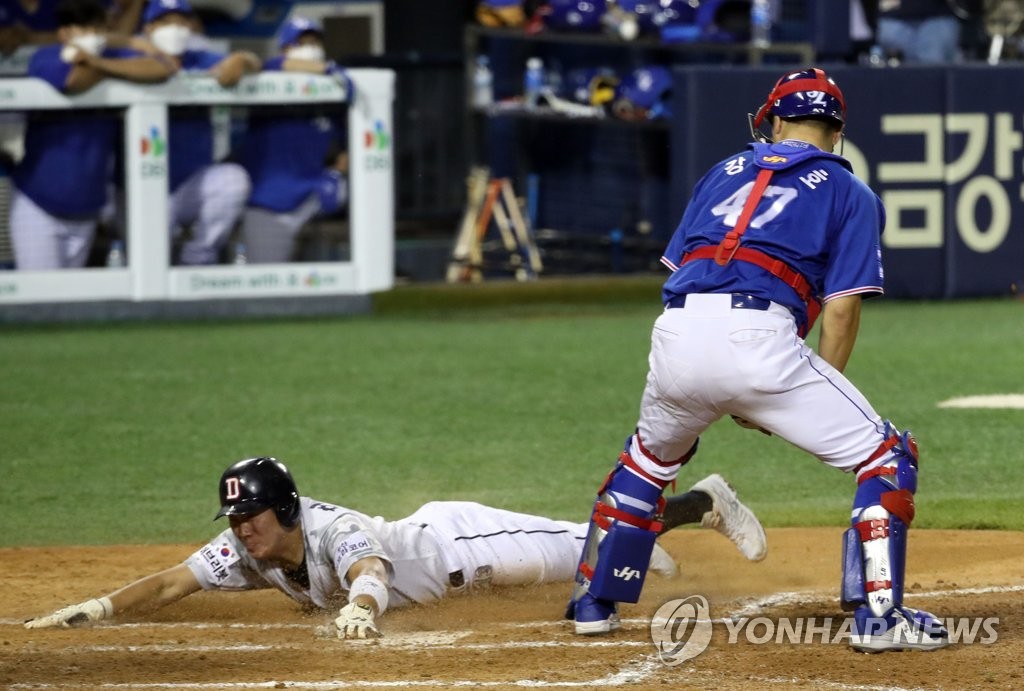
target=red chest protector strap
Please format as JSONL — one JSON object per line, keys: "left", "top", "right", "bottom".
{"left": 714, "top": 167, "right": 774, "bottom": 265}
{"left": 681, "top": 166, "right": 822, "bottom": 336}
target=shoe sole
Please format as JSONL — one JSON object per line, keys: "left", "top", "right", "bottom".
{"left": 850, "top": 636, "right": 951, "bottom": 653}
{"left": 693, "top": 474, "right": 768, "bottom": 562}
{"left": 574, "top": 615, "right": 622, "bottom": 636}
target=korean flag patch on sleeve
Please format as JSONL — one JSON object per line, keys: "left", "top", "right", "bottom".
{"left": 197, "top": 539, "right": 242, "bottom": 585}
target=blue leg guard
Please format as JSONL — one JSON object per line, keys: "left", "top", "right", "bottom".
{"left": 841, "top": 423, "right": 949, "bottom": 651}
{"left": 566, "top": 453, "right": 667, "bottom": 630}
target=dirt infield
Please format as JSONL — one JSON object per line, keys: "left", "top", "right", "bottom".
{"left": 2, "top": 528, "right": 1021, "bottom": 690}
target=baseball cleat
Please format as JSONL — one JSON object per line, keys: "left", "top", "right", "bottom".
{"left": 849, "top": 606, "right": 950, "bottom": 653}
{"left": 690, "top": 474, "right": 767, "bottom": 562}
{"left": 649, "top": 543, "right": 679, "bottom": 578}
{"left": 572, "top": 593, "right": 621, "bottom": 635}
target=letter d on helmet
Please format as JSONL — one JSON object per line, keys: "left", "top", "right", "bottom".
{"left": 215, "top": 457, "right": 301, "bottom": 527}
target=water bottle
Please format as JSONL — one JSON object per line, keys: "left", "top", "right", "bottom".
{"left": 750, "top": 0, "right": 772, "bottom": 48}
{"left": 524, "top": 57, "right": 544, "bottom": 111}
{"left": 233, "top": 242, "right": 248, "bottom": 265}
{"left": 472, "top": 55, "right": 494, "bottom": 108}
{"left": 106, "top": 239, "right": 125, "bottom": 268}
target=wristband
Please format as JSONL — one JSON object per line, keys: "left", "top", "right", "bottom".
{"left": 348, "top": 574, "right": 388, "bottom": 615}
{"left": 96, "top": 596, "right": 113, "bottom": 619}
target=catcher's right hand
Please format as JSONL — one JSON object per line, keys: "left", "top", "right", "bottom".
{"left": 335, "top": 602, "right": 380, "bottom": 639}
{"left": 24, "top": 598, "right": 112, "bottom": 629}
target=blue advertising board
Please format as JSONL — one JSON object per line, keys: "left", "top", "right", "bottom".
{"left": 670, "top": 65, "right": 1023, "bottom": 299}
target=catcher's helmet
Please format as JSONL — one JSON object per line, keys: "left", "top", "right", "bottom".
{"left": 215, "top": 457, "right": 301, "bottom": 527}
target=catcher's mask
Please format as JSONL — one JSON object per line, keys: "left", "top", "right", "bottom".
{"left": 215, "top": 457, "right": 301, "bottom": 528}
{"left": 749, "top": 67, "right": 846, "bottom": 144}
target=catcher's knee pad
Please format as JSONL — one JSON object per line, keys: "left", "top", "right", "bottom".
{"left": 841, "top": 423, "right": 919, "bottom": 617}
{"left": 568, "top": 456, "right": 666, "bottom": 610}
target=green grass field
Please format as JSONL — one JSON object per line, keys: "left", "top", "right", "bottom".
{"left": 2, "top": 276, "right": 1022, "bottom": 546}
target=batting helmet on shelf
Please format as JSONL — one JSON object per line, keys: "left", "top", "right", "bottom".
{"left": 612, "top": 65, "right": 673, "bottom": 121}
{"left": 561, "top": 66, "right": 620, "bottom": 106}
{"left": 749, "top": 67, "right": 846, "bottom": 141}
{"left": 475, "top": 0, "right": 527, "bottom": 28}
{"left": 619, "top": 0, "right": 697, "bottom": 34}
{"left": 215, "top": 457, "right": 301, "bottom": 528}
{"left": 542, "top": 0, "right": 605, "bottom": 32}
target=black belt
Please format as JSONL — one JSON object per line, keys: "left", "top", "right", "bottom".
{"left": 666, "top": 293, "right": 771, "bottom": 311}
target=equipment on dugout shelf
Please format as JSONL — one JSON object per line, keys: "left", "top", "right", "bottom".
{"left": 448, "top": 167, "right": 543, "bottom": 283}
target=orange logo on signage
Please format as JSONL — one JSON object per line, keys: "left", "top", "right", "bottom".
{"left": 762, "top": 155, "right": 788, "bottom": 163}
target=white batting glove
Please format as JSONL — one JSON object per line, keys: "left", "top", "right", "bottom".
{"left": 334, "top": 602, "right": 380, "bottom": 639}
{"left": 24, "top": 597, "right": 112, "bottom": 629}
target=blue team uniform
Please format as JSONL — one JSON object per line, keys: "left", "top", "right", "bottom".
{"left": 660, "top": 139, "right": 886, "bottom": 333}
{"left": 13, "top": 43, "right": 140, "bottom": 217}
{"left": 168, "top": 49, "right": 224, "bottom": 191}
{"left": 238, "top": 55, "right": 342, "bottom": 213}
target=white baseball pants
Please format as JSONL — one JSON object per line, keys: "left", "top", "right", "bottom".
{"left": 629, "top": 293, "right": 893, "bottom": 484}
{"left": 170, "top": 163, "right": 250, "bottom": 265}
{"left": 9, "top": 187, "right": 95, "bottom": 270}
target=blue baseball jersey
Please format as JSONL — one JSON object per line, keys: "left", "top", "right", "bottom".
{"left": 237, "top": 56, "right": 341, "bottom": 212}
{"left": 167, "top": 49, "right": 225, "bottom": 190}
{"left": 12, "top": 44, "right": 138, "bottom": 217}
{"left": 661, "top": 140, "right": 886, "bottom": 331}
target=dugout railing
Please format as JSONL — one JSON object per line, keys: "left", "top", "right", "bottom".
{"left": 0, "top": 69, "right": 394, "bottom": 308}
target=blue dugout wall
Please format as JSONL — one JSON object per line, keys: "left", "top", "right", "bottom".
{"left": 669, "top": 65, "right": 1024, "bottom": 299}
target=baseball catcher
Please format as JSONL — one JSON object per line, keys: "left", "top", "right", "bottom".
{"left": 565, "top": 68, "right": 950, "bottom": 653}
{"left": 25, "top": 457, "right": 765, "bottom": 638}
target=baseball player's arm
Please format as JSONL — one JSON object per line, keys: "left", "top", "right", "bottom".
{"left": 212, "top": 50, "right": 262, "bottom": 87}
{"left": 63, "top": 53, "right": 174, "bottom": 93}
{"left": 334, "top": 556, "right": 389, "bottom": 639}
{"left": 817, "top": 294, "right": 862, "bottom": 373}
{"left": 24, "top": 563, "right": 202, "bottom": 629}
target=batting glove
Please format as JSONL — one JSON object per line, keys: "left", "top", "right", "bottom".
{"left": 24, "top": 597, "right": 112, "bottom": 629}
{"left": 335, "top": 602, "right": 380, "bottom": 639}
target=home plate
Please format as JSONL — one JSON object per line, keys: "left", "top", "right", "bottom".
{"left": 937, "top": 394, "right": 1024, "bottom": 409}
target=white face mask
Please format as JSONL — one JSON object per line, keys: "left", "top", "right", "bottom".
{"left": 150, "top": 24, "right": 192, "bottom": 56}
{"left": 61, "top": 32, "right": 107, "bottom": 61}
{"left": 285, "top": 44, "right": 325, "bottom": 63}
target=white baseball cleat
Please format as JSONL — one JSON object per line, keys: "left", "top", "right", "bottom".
{"left": 649, "top": 542, "right": 679, "bottom": 577}
{"left": 690, "top": 474, "right": 767, "bottom": 562}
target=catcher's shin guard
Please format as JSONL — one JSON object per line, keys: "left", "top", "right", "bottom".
{"left": 567, "top": 454, "right": 667, "bottom": 618}
{"left": 842, "top": 425, "right": 918, "bottom": 615}
{"left": 841, "top": 424, "right": 949, "bottom": 651}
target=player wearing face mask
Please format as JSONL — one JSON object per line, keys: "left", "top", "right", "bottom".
{"left": 140, "top": 0, "right": 259, "bottom": 265}
{"left": 235, "top": 17, "right": 352, "bottom": 264}
{"left": 8, "top": 0, "right": 173, "bottom": 270}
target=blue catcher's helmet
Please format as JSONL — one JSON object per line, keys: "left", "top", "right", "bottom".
{"left": 749, "top": 67, "right": 846, "bottom": 141}
{"left": 543, "top": 0, "right": 605, "bottom": 31}
{"left": 215, "top": 457, "right": 301, "bottom": 528}
{"left": 612, "top": 65, "right": 672, "bottom": 121}
{"left": 561, "top": 66, "right": 620, "bottom": 106}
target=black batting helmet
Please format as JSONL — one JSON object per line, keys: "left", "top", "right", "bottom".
{"left": 215, "top": 457, "right": 301, "bottom": 528}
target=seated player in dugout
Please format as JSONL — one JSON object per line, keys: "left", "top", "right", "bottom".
{"left": 140, "top": 0, "right": 258, "bottom": 265}
{"left": 25, "top": 457, "right": 766, "bottom": 639}
{"left": 8, "top": 0, "right": 174, "bottom": 271}
{"left": 236, "top": 16, "right": 350, "bottom": 264}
